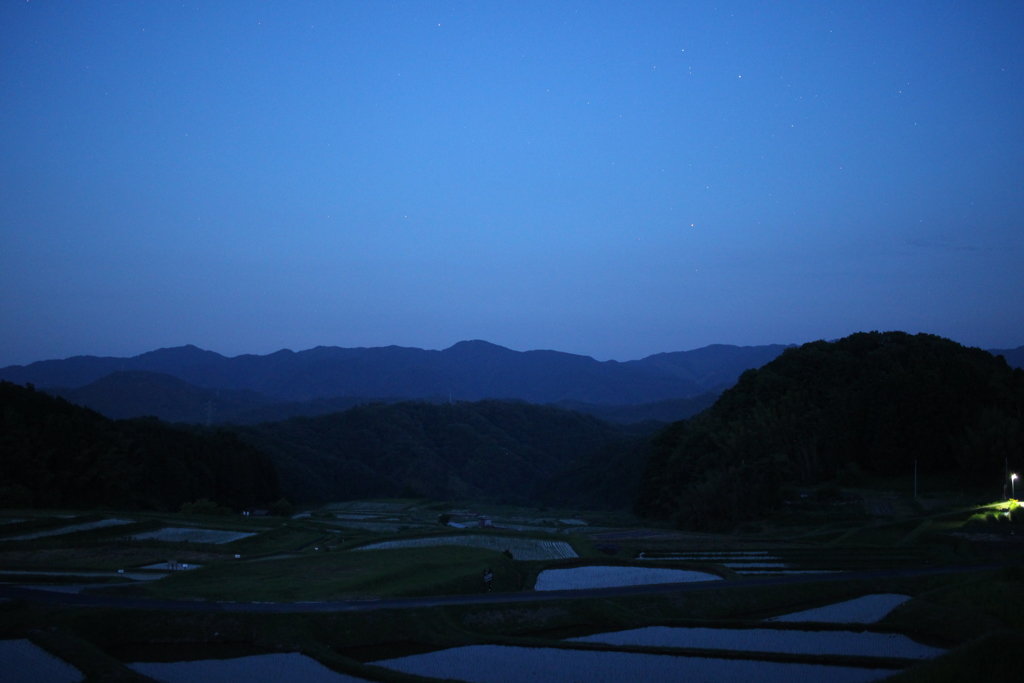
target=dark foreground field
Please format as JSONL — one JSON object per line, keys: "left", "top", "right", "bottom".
{"left": 3, "top": 494, "right": 1024, "bottom": 682}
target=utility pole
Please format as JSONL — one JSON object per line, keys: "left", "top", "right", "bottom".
{"left": 914, "top": 460, "right": 917, "bottom": 499}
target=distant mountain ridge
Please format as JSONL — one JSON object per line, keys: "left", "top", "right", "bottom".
{"left": 0, "top": 340, "right": 794, "bottom": 407}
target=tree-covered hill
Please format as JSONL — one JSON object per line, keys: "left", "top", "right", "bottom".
{"left": 0, "top": 382, "right": 280, "bottom": 511}
{"left": 638, "top": 332, "right": 1024, "bottom": 530}
{"left": 43, "top": 370, "right": 712, "bottom": 426}
{"left": 234, "top": 400, "right": 647, "bottom": 507}
{"left": 991, "top": 345, "right": 1024, "bottom": 371}
{"left": 45, "top": 370, "right": 393, "bottom": 425}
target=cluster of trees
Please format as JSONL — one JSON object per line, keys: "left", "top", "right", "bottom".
{"left": 234, "top": 400, "right": 647, "bottom": 508}
{"left": 0, "top": 382, "right": 280, "bottom": 511}
{"left": 637, "top": 332, "right": 1024, "bottom": 529}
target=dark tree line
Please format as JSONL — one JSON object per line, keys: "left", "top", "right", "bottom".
{"left": 0, "top": 382, "right": 280, "bottom": 511}
{"left": 233, "top": 399, "right": 649, "bottom": 508}
{"left": 1, "top": 380, "right": 650, "bottom": 512}
{"left": 637, "top": 332, "right": 1024, "bottom": 529}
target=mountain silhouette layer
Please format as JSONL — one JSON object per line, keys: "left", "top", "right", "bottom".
{"left": 1, "top": 340, "right": 793, "bottom": 406}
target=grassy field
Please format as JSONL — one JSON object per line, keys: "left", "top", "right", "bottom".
{"left": 137, "top": 545, "right": 523, "bottom": 601}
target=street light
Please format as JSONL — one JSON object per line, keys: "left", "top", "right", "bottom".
{"left": 1012, "top": 473, "right": 1018, "bottom": 500}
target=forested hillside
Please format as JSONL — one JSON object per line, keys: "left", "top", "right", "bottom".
{"left": 43, "top": 370, "right": 713, "bottom": 426}
{"left": 235, "top": 400, "right": 647, "bottom": 508}
{"left": 991, "top": 345, "right": 1024, "bottom": 370}
{"left": 638, "top": 332, "right": 1024, "bottom": 530}
{"left": 46, "top": 370, "right": 388, "bottom": 425}
{"left": 0, "top": 382, "right": 280, "bottom": 511}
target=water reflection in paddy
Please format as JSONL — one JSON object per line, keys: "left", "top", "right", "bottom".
{"left": 130, "top": 527, "right": 256, "bottom": 544}
{"left": 769, "top": 594, "right": 912, "bottom": 623}
{"left": 534, "top": 566, "right": 721, "bottom": 590}
{"left": 372, "top": 644, "right": 897, "bottom": 683}
{"left": 571, "top": 626, "right": 944, "bottom": 659}
{"left": 129, "top": 653, "right": 370, "bottom": 683}
{"left": 0, "top": 639, "right": 83, "bottom": 683}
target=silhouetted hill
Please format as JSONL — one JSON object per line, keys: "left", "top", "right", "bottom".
{"left": 638, "top": 332, "right": 1024, "bottom": 530}
{"left": 48, "top": 371, "right": 274, "bottom": 424}
{"left": 233, "top": 400, "right": 646, "bottom": 508}
{"left": 554, "top": 394, "right": 719, "bottom": 425}
{"left": 1, "top": 341, "right": 794, "bottom": 405}
{"left": 0, "top": 345, "right": 222, "bottom": 390}
{"left": 992, "top": 346, "right": 1024, "bottom": 370}
{"left": 45, "top": 371, "right": 404, "bottom": 425}
{"left": 628, "top": 344, "right": 795, "bottom": 393}
{"left": 44, "top": 369, "right": 719, "bottom": 427}
{"left": 0, "top": 382, "right": 280, "bottom": 511}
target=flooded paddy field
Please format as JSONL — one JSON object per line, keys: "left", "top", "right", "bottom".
{"left": 2, "top": 499, "right": 1023, "bottom": 681}
{"left": 356, "top": 534, "right": 578, "bottom": 561}
{"left": 130, "top": 527, "right": 257, "bottom": 544}
{"left": 128, "top": 653, "right": 370, "bottom": 683}
{"left": 0, "top": 518, "right": 135, "bottom": 542}
{"left": 534, "top": 565, "right": 721, "bottom": 590}
{"left": 637, "top": 548, "right": 927, "bottom": 577}
{"left": 770, "top": 595, "right": 913, "bottom": 624}
{"left": 371, "top": 644, "right": 898, "bottom": 683}
{"left": 570, "top": 625, "right": 944, "bottom": 659}
{"left": 0, "top": 639, "right": 83, "bottom": 683}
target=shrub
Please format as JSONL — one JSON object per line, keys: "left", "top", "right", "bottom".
{"left": 0, "top": 485, "right": 34, "bottom": 509}
{"left": 778, "top": 483, "right": 800, "bottom": 501}
{"left": 269, "top": 498, "right": 293, "bottom": 517}
{"left": 180, "top": 498, "right": 233, "bottom": 515}
{"left": 837, "top": 462, "right": 868, "bottom": 486}
{"left": 815, "top": 483, "right": 843, "bottom": 501}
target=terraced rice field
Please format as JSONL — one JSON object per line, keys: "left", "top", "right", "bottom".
{"left": 326, "top": 501, "right": 409, "bottom": 513}
{"left": 570, "top": 626, "right": 944, "bottom": 659}
{"left": 640, "top": 550, "right": 800, "bottom": 575}
{"left": 354, "top": 535, "right": 578, "bottom": 560}
{"left": 0, "top": 569, "right": 164, "bottom": 581}
{"left": 1, "top": 519, "right": 134, "bottom": 542}
{"left": 330, "top": 520, "right": 404, "bottom": 533}
{"left": 128, "top": 653, "right": 369, "bottom": 683}
{"left": 139, "top": 562, "right": 202, "bottom": 571}
{"left": 130, "top": 528, "right": 257, "bottom": 544}
{"left": 1, "top": 639, "right": 83, "bottom": 683}
{"left": 640, "top": 548, "right": 922, "bottom": 576}
{"left": 768, "top": 594, "right": 912, "bottom": 623}
{"left": 371, "top": 644, "right": 897, "bottom": 683}
{"left": 534, "top": 566, "right": 721, "bottom": 591}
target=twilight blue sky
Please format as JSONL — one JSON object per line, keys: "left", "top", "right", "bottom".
{"left": 2, "top": 1, "right": 1022, "bottom": 366}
